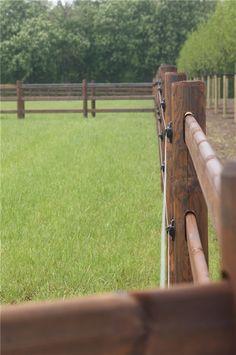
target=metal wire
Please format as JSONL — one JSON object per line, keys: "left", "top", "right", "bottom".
{"left": 160, "top": 134, "right": 168, "bottom": 288}
{"left": 155, "top": 84, "right": 170, "bottom": 288}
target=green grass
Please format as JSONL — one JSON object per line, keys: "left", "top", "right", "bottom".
{"left": 1, "top": 100, "right": 220, "bottom": 304}
{"left": 1, "top": 100, "right": 164, "bottom": 304}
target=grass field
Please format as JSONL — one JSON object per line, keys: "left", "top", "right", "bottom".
{"left": 1, "top": 100, "right": 220, "bottom": 304}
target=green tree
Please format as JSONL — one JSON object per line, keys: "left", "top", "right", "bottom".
{"left": 177, "top": 1, "right": 236, "bottom": 76}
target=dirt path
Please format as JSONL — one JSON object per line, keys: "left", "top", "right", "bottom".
{"left": 206, "top": 99, "right": 235, "bottom": 162}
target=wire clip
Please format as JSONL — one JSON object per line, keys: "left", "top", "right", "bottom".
{"left": 160, "top": 98, "right": 166, "bottom": 112}
{"left": 165, "top": 122, "right": 173, "bottom": 143}
{"left": 167, "top": 219, "right": 175, "bottom": 241}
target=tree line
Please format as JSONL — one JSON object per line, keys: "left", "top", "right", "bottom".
{"left": 177, "top": 1, "right": 236, "bottom": 76}
{"left": 0, "top": 0, "right": 217, "bottom": 83}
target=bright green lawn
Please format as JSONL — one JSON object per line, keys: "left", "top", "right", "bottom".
{"left": 1, "top": 100, "right": 219, "bottom": 304}
{"left": 1, "top": 100, "right": 164, "bottom": 304}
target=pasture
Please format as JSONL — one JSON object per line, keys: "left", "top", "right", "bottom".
{"left": 1, "top": 100, "right": 219, "bottom": 304}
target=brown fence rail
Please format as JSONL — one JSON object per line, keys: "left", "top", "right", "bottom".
{"left": 2, "top": 64, "right": 236, "bottom": 355}
{"left": 0, "top": 81, "right": 154, "bottom": 118}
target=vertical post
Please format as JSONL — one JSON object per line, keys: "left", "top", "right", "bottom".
{"left": 82, "top": 79, "right": 88, "bottom": 118}
{"left": 16, "top": 80, "right": 25, "bottom": 119}
{"left": 91, "top": 80, "right": 96, "bottom": 118}
{"left": 221, "top": 160, "right": 236, "bottom": 352}
{"left": 164, "top": 72, "right": 187, "bottom": 285}
{"left": 234, "top": 74, "right": 236, "bottom": 123}
{"left": 207, "top": 75, "right": 211, "bottom": 109}
{"left": 223, "top": 75, "right": 227, "bottom": 118}
{"left": 211, "top": 76, "right": 214, "bottom": 108}
{"left": 218, "top": 76, "right": 221, "bottom": 104}
{"left": 156, "top": 64, "right": 177, "bottom": 192}
{"left": 172, "top": 80, "right": 207, "bottom": 283}
{"left": 214, "top": 74, "right": 218, "bottom": 114}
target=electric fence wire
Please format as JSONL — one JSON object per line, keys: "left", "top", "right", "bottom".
{"left": 155, "top": 87, "right": 170, "bottom": 288}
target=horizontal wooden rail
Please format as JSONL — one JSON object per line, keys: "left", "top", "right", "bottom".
{"left": 185, "top": 114, "right": 222, "bottom": 240}
{"left": 186, "top": 213, "right": 210, "bottom": 284}
{"left": 0, "top": 84, "right": 16, "bottom": 89}
{"left": 88, "top": 83, "right": 152, "bottom": 88}
{"left": 22, "top": 84, "right": 82, "bottom": 89}
{"left": 0, "top": 97, "right": 17, "bottom": 101}
{"left": 89, "top": 95, "right": 154, "bottom": 100}
{"left": 2, "top": 281, "right": 234, "bottom": 355}
{"left": 23, "top": 96, "right": 84, "bottom": 101}
{"left": 89, "top": 108, "right": 155, "bottom": 113}
{"left": 0, "top": 110, "right": 18, "bottom": 114}
{"left": 24, "top": 109, "right": 84, "bottom": 114}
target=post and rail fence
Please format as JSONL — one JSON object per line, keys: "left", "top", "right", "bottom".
{"left": 2, "top": 64, "right": 236, "bottom": 355}
{"left": 0, "top": 81, "right": 155, "bottom": 119}
{"left": 202, "top": 73, "right": 235, "bottom": 121}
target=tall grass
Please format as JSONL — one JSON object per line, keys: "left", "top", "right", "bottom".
{"left": 1, "top": 100, "right": 163, "bottom": 304}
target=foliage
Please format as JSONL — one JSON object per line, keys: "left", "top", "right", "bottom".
{"left": 177, "top": 1, "right": 236, "bottom": 76}
{"left": 0, "top": 0, "right": 217, "bottom": 82}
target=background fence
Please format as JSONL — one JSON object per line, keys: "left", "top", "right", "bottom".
{"left": 0, "top": 81, "right": 154, "bottom": 118}
{"left": 202, "top": 74, "right": 235, "bottom": 121}
{"left": 2, "top": 64, "right": 236, "bottom": 354}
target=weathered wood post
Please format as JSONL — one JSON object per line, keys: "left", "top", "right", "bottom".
{"left": 82, "top": 79, "right": 88, "bottom": 118}
{"left": 164, "top": 72, "right": 187, "bottom": 285}
{"left": 218, "top": 76, "right": 221, "bottom": 104}
{"left": 91, "top": 80, "right": 96, "bottom": 118}
{"left": 221, "top": 160, "right": 236, "bottom": 352}
{"left": 156, "top": 65, "right": 177, "bottom": 192}
{"left": 16, "top": 80, "right": 25, "bottom": 119}
{"left": 214, "top": 74, "right": 218, "bottom": 114}
{"left": 234, "top": 74, "right": 236, "bottom": 123}
{"left": 171, "top": 80, "right": 208, "bottom": 283}
{"left": 211, "top": 76, "right": 214, "bottom": 108}
{"left": 206, "top": 75, "right": 211, "bottom": 109}
{"left": 223, "top": 75, "right": 228, "bottom": 118}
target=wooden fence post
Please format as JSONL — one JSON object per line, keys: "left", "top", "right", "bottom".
{"left": 164, "top": 72, "right": 187, "bottom": 285}
{"left": 82, "top": 79, "right": 88, "bottom": 118}
{"left": 223, "top": 75, "right": 227, "bottom": 118}
{"left": 234, "top": 74, "right": 236, "bottom": 123}
{"left": 218, "top": 76, "right": 221, "bottom": 103}
{"left": 171, "top": 80, "right": 208, "bottom": 283}
{"left": 211, "top": 76, "right": 214, "bottom": 108}
{"left": 156, "top": 64, "right": 177, "bottom": 192}
{"left": 221, "top": 160, "right": 236, "bottom": 352}
{"left": 214, "top": 74, "right": 218, "bottom": 114}
{"left": 16, "top": 80, "right": 25, "bottom": 119}
{"left": 207, "top": 75, "right": 211, "bottom": 109}
{"left": 91, "top": 80, "right": 96, "bottom": 118}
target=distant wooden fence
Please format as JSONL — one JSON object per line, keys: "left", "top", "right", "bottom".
{"left": 0, "top": 81, "right": 154, "bottom": 118}
{"left": 201, "top": 74, "right": 235, "bottom": 121}
{"left": 2, "top": 64, "right": 236, "bottom": 355}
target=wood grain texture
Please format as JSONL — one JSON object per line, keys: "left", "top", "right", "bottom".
{"left": 133, "top": 281, "right": 234, "bottom": 355}
{"left": 172, "top": 81, "right": 207, "bottom": 283}
{"left": 185, "top": 114, "right": 222, "bottom": 240}
{"left": 186, "top": 213, "right": 210, "bottom": 284}
{"left": 91, "top": 80, "right": 96, "bottom": 117}
{"left": 2, "top": 294, "right": 145, "bottom": 355}
{"left": 164, "top": 72, "right": 187, "bottom": 284}
{"left": 156, "top": 65, "right": 177, "bottom": 193}
{"left": 82, "top": 79, "right": 88, "bottom": 118}
{"left": 16, "top": 80, "right": 25, "bottom": 119}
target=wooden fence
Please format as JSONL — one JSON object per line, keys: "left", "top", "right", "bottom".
{"left": 2, "top": 64, "right": 236, "bottom": 355}
{"left": 203, "top": 74, "right": 235, "bottom": 121}
{"left": 0, "top": 81, "right": 154, "bottom": 118}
